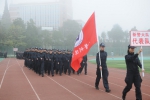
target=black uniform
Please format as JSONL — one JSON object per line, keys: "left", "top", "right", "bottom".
{"left": 64, "top": 52, "right": 71, "bottom": 75}
{"left": 48, "top": 52, "right": 54, "bottom": 76}
{"left": 95, "top": 50, "right": 110, "bottom": 91}
{"left": 78, "top": 55, "right": 87, "bottom": 75}
{"left": 39, "top": 52, "right": 45, "bottom": 77}
{"left": 122, "top": 52, "right": 142, "bottom": 100}
{"left": 55, "top": 52, "right": 63, "bottom": 75}
{"left": 45, "top": 52, "right": 49, "bottom": 73}
{"left": 35, "top": 51, "right": 39, "bottom": 73}
{"left": 23, "top": 51, "right": 27, "bottom": 67}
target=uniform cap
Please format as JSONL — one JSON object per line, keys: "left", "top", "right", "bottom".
{"left": 99, "top": 43, "right": 105, "bottom": 47}
{"left": 128, "top": 45, "right": 136, "bottom": 49}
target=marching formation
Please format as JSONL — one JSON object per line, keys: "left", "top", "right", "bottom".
{"left": 16, "top": 51, "right": 24, "bottom": 59}
{"left": 17, "top": 43, "right": 144, "bottom": 100}
{"left": 23, "top": 48, "right": 87, "bottom": 77}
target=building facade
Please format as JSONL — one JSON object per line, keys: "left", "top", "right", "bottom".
{"left": 1, "top": 0, "right": 11, "bottom": 29}
{"left": 9, "top": 0, "right": 73, "bottom": 30}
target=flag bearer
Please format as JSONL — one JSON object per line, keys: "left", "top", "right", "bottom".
{"left": 122, "top": 45, "right": 144, "bottom": 100}
{"left": 95, "top": 43, "right": 111, "bottom": 93}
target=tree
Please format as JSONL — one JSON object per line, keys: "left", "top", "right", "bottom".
{"left": 40, "top": 30, "right": 52, "bottom": 48}
{"left": 124, "top": 30, "right": 130, "bottom": 42}
{"left": 0, "top": 20, "right": 7, "bottom": 47}
{"left": 130, "top": 26, "right": 138, "bottom": 31}
{"left": 13, "top": 18, "right": 25, "bottom": 30}
{"left": 101, "top": 32, "right": 106, "bottom": 42}
{"left": 1, "top": 0, "right": 11, "bottom": 30}
{"left": 58, "top": 20, "right": 82, "bottom": 49}
{"left": 107, "top": 24, "right": 124, "bottom": 43}
{"left": 6, "top": 22, "right": 26, "bottom": 47}
{"left": 24, "top": 19, "right": 42, "bottom": 48}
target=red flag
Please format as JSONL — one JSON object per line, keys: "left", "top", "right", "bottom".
{"left": 71, "top": 12, "right": 97, "bottom": 71}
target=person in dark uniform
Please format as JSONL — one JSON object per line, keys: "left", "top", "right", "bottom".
{"left": 68, "top": 50, "right": 72, "bottom": 75}
{"left": 53, "top": 50, "right": 57, "bottom": 74}
{"left": 35, "top": 48, "right": 39, "bottom": 74}
{"left": 47, "top": 49, "right": 54, "bottom": 76}
{"left": 63, "top": 50, "right": 67, "bottom": 74}
{"left": 77, "top": 55, "right": 87, "bottom": 75}
{"left": 55, "top": 50, "right": 63, "bottom": 76}
{"left": 122, "top": 45, "right": 144, "bottom": 100}
{"left": 23, "top": 49, "right": 28, "bottom": 67}
{"left": 39, "top": 49, "right": 45, "bottom": 77}
{"left": 95, "top": 43, "right": 111, "bottom": 92}
{"left": 64, "top": 50, "right": 71, "bottom": 75}
{"left": 44, "top": 50, "right": 49, "bottom": 73}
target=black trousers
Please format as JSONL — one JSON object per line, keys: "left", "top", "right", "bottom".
{"left": 24, "top": 58, "right": 27, "bottom": 66}
{"left": 78, "top": 62, "right": 87, "bottom": 74}
{"left": 45, "top": 60, "right": 48, "bottom": 73}
{"left": 122, "top": 72, "right": 142, "bottom": 100}
{"left": 40, "top": 60, "right": 45, "bottom": 76}
{"left": 64, "top": 62, "right": 71, "bottom": 74}
{"left": 38, "top": 61, "right": 41, "bottom": 75}
{"left": 95, "top": 68, "right": 109, "bottom": 90}
{"left": 35, "top": 60, "right": 39, "bottom": 73}
{"left": 56, "top": 62, "right": 62, "bottom": 75}
{"left": 48, "top": 61, "right": 54, "bottom": 76}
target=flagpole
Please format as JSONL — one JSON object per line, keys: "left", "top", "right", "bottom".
{"left": 95, "top": 14, "right": 102, "bottom": 77}
{"left": 140, "top": 46, "right": 144, "bottom": 77}
{"left": 96, "top": 36, "right": 103, "bottom": 78}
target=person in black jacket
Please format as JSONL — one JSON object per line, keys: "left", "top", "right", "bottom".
{"left": 55, "top": 50, "right": 63, "bottom": 76}
{"left": 122, "top": 45, "right": 144, "bottom": 100}
{"left": 39, "top": 49, "right": 45, "bottom": 77}
{"left": 64, "top": 50, "right": 72, "bottom": 75}
{"left": 95, "top": 43, "right": 111, "bottom": 93}
{"left": 47, "top": 50, "right": 54, "bottom": 76}
{"left": 78, "top": 55, "right": 87, "bottom": 75}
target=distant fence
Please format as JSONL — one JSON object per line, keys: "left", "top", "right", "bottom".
{"left": 89, "top": 45, "right": 150, "bottom": 57}
{"left": 0, "top": 45, "right": 149, "bottom": 57}
{"left": 0, "top": 46, "right": 14, "bottom": 55}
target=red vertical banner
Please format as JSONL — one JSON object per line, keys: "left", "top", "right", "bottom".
{"left": 71, "top": 12, "right": 97, "bottom": 71}
{"left": 130, "top": 31, "right": 150, "bottom": 46}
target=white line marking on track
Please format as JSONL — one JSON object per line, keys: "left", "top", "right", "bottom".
{"left": 109, "top": 76, "right": 150, "bottom": 88}
{"left": 86, "top": 75, "right": 150, "bottom": 97}
{"left": 16, "top": 60, "right": 41, "bottom": 100}
{"left": 89, "top": 64, "right": 150, "bottom": 79}
{"left": 88, "top": 69, "right": 150, "bottom": 87}
{"left": 0, "top": 59, "right": 10, "bottom": 89}
{"left": 67, "top": 75, "right": 122, "bottom": 100}
{"left": 108, "top": 69, "right": 150, "bottom": 79}
{"left": 46, "top": 75, "right": 83, "bottom": 100}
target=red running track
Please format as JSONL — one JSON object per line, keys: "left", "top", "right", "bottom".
{"left": 0, "top": 58, "right": 149, "bottom": 100}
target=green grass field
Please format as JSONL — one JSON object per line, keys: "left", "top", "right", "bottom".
{"left": 89, "top": 57, "right": 150, "bottom": 73}
{"left": 0, "top": 58, "right": 4, "bottom": 62}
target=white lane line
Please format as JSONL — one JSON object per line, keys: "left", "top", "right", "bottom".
{"left": 89, "top": 64, "right": 150, "bottom": 79}
{"left": 108, "top": 76, "right": 150, "bottom": 88}
{"left": 46, "top": 75, "right": 83, "bottom": 100}
{"left": 0, "top": 59, "right": 10, "bottom": 89}
{"left": 16, "top": 60, "right": 41, "bottom": 100}
{"left": 86, "top": 75, "right": 150, "bottom": 97}
{"left": 67, "top": 75, "right": 122, "bottom": 100}
{"left": 88, "top": 69, "right": 150, "bottom": 87}
{"left": 108, "top": 68, "right": 150, "bottom": 79}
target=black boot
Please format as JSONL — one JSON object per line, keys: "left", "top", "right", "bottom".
{"left": 42, "top": 73, "right": 44, "bottom": 77}
{"left": 122, "top": 94, "right": 126, "bottom": 100}
{"left": 106, "top": 89, "right": 111, "bottom": 93}
{"left": 95, "top": 86, "right": 99, "bottom": 90}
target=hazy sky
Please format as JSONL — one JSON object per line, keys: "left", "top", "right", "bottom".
{"left": 0, "top": 0, "right": 150, "bottom": 34}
